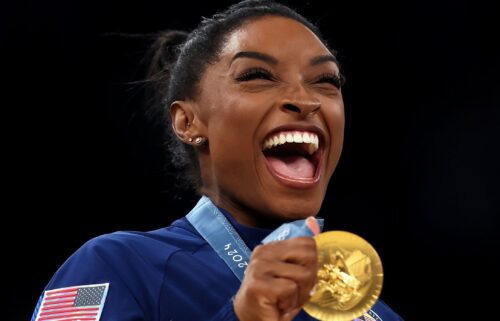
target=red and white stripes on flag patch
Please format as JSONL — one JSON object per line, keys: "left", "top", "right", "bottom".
{"left": 34, "top": 283, "right": 109, "bottom": 321}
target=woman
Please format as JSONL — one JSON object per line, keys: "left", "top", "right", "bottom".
{"left": 32, "top": 1, "right": 402, "bottom": 320}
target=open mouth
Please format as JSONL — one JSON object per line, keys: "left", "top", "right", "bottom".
{"left": 262, "top": 130, "right": 323, "bottom": 187}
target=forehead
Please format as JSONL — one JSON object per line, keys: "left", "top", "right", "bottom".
{"left": 220, "top": 16, "right": 332, "bottom": 62}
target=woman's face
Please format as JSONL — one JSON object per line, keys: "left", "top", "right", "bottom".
{"left": 194, "top": 16, "right": 344, "bottom": 226}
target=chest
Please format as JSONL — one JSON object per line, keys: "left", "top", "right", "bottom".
{"left": 159, "top": 245, "right": 240, "bottom": 320}
{"left": 157, "top": 244, "right": 318, "bottom": 321}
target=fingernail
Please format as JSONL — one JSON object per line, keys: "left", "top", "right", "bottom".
{"left": 306, "top": 216, "right": 320, "bottom": 235}
{"left": 309, "top": 284, "right": 318, "bottom": 296}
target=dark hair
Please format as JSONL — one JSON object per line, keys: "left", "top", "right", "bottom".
{"left": 146, "top": 0, "right": 338, "bottom": 191}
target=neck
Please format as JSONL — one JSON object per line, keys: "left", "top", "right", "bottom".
{"left": 200, "top": 190, "right": 285, "bottom": 229}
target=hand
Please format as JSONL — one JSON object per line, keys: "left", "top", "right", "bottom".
{"left": 233, "top": 218, "right": 320, "bottom": 321}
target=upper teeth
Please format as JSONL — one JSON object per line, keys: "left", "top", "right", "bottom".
{"left": 263, "top": 131, "right": 319, "bottom": 155}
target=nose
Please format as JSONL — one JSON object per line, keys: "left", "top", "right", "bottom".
{"left": 279, "top": 88, "right": 321, "bottom": 117}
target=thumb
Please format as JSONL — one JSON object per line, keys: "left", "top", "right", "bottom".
{"left": 305, "top": 216, "right": 320, "bottom": 235}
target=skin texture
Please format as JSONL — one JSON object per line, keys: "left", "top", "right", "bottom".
{"left": 171, "top": 16, "right": 345, "bottom": 320}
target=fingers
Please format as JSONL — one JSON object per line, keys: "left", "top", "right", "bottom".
{"left": 253, "top": 237, "right": 317, "bottom": 267}
{"left": 234, "top": 275, "right": 299, "bottom": 320}
{"left": 234, "top": 235, "right": 319, "bottom": 321}
{"left": 251, "top": 237, "right": 317, "bottom": 306}
{"left": 274, "top": 278, "right": 299, "bottom": 313}
{"left": 246, "top": 258, "right": 316, "bottom": 308}
{"left": 242, "top": 274, "right": 302, "bottom": 314}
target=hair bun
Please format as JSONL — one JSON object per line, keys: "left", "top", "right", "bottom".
{"left": 147, "top": 30, "right": 189, "bottom": 82}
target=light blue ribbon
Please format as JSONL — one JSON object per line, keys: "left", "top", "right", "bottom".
{"left": 186, "top": 196, "right": 324, "bottom": 281}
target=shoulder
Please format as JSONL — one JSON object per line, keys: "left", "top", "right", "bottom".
{"left": 76, "top": 217, "right": 204, "bottom": 262}
{"left": 35, "top": 218, "right": 207, "bottom": 321}
{"left": 45, "top": 217, "right": 205, "bottom": 289}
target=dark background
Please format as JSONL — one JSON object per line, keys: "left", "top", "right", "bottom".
{"left": 3, "top": 0, "right": 498, "bottom": 320}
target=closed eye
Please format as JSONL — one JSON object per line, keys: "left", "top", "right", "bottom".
{"left": 314, "top": 73, "right": 346, "bottom": 89}
{"left": 235, "top": 67, "right": 274, "bottom": 82}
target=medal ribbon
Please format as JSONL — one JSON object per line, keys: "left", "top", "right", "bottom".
{"left": 186, "top": 196, "right": 323, "bottom": 281}
{"left": 186, "top": 196, "right": 252, "bottom": 281}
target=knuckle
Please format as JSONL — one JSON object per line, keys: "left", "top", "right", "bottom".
{"left": 247, "top": 258, "right": 274, "bottom": 276}
{"left": 245, "top": 278, "right": 265, "bottom": 296}
{"left": 249, "top": 257, "right": 262, "bottom": 266}
{"left": 306, "top": 268, "right": 317, "bottom": 282}
{"left": 290, "top": 238, "right": 317, "bottom": 252}
{"left": 305, "top": 250, "right": 317, "bottom": 262}
{"left": 251, "top": 244, "right": 264, "bottom": 256}
{"left": 284, "top": 280, "right": 299, "bottom": 293}
{"left": 295, "top": 237, "right": 315, "bottom": 246}
{"left": 250, "top": 257, "right": 271, "bottom": 268}
{"left": 298, "top": 267, "right": 316, "bottom": 283}
{"left": 304, "top": 244, "right": 318, "bottom": 256}
{"left": 252, "top": 243, "right": 272, "bottom": 257}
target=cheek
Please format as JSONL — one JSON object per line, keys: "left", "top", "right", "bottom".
{"left": 332, "top": 106, "right": 345, "bottom": 145}
{"left": 324, "top": 100, "right": 345, "bottom": 169}
{"left": 206, "top": 99, "right": 261, "bottom": 174}
{"left": 328, "top": 99, "right": 345, "bottom": 135}
{"left": 205, "top": 101, "right": 269, "bottom": 207}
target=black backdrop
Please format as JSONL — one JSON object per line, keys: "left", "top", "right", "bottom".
{"left": 3, "top": 1, "right": 498, "bottom": 320}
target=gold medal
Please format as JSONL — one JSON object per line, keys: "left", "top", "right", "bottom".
{"left": 303, "top": 231, "right": 383, "bottom": 321}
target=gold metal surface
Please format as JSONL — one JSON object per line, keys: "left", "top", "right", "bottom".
{"left": 303, "top": 231, "right": 383, "bottom": 321}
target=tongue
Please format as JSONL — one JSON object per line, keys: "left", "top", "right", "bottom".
{"left": 266, "top": 155, "right": 315, "bottom": 179}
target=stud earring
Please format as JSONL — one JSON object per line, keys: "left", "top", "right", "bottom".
{"left": 194, "top": 136, "right": 207, "bottom": 145}
{"left": 188, "top": 137, "right": 193, "bottom": 143}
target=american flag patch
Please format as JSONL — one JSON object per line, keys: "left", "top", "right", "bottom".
{"left": 33, "top": 283, "right": 109, "bottom": 321}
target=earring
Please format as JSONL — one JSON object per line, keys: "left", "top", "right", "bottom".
{"left": 194, "top": 136, "right": 207, "bottom": 145}
{"left": 188, "top": 137, "right": 193, "bottom": 142}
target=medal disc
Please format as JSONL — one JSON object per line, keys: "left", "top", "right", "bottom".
{"left": 303, "top": 231, "right": 383, "bottom": 321}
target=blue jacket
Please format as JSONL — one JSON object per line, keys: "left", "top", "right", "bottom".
{"left": 32, "top": 199, "right": 403, "bottom": 321}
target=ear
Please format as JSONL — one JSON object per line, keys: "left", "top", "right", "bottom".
{"left": 170, "top": 100, "right": 205, "bottom": 143}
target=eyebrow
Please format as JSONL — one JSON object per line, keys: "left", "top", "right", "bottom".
{"left": 230, "top": 51, "right": 340, "bottom": 68}
{"left": 231, "top": 51, "right": 278, "bottom": 65}
{"left": 310, "top": 55, "right": 339, "bottom": 66}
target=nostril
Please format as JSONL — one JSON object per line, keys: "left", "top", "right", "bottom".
{"left": 283, "top": 103, "right": 301, "bottom": 113}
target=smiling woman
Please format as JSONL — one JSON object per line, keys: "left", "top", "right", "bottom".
{"left": 171, "top": 15, "right": 345, "bottom": 227}
{"left": 32, "top": 1, "right": 402, "bottom": 321}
